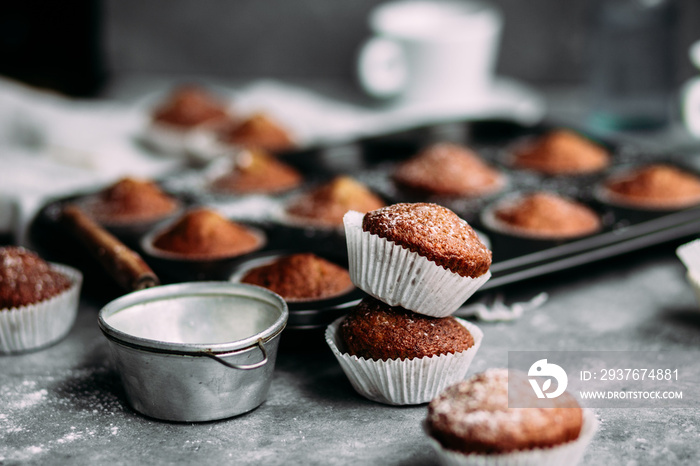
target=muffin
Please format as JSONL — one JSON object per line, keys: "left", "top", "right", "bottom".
{"left": 511, "top": 129, "right": 610, "bottom": 175}
{"left": 145, "top": 85, "right": 233, "bottom": 157}
{"left": 151, "top": 85, "right": 231, "bottom": 129}
{"left": 483, "top": 192, "right": 602, "bottom": 240}
{"left": 394, "top": 143, "right": 505, "bottom": 197}
{"left": 286, "top": 176, "right": 385, "bottom": 228}
{"left": 210, "top": 149, "right": 303, "bottom": 195}
{"left": 219, "top": 113, "right": 295, "bottom": 153}
{"left": 80, "top": 177, "right": 180, "bottom": 227}
{"left": 0, "top": 247, "right": 82, "bottom": 353}
{"left": 599, "top": 164, "right": 700, "bottom": 210}
{"left": 325, "top": 297, "right": 483, "bottom": 405}
{"left": 341, "top": 297, "right": 474, "bottom": 360}
{"left": 344, "top": 203, "right": 491, "bottom": 317}
{"left": 149, "top": 208, "right": 264, "bottom": 259}
{"left": 241, "top": 253, "right": 353, "bottom": 301}
{"left": 425, "top": 369, "right": 596, "bottom": 465}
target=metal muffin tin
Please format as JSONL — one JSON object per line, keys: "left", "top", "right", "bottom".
{"left": 228, "top": 250, "right": 366, "bottom": 330}
{"left": 29, "top": 119, "right": 700, "bottom": 313}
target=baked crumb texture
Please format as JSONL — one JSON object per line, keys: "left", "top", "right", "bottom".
{"left": 362, "top": 203, "right": 491, "bottom": 279}
{"left": 512, "top": 129, "right": 610, "bottom": 175}
{"left": 242, "top": 253, "right": 353, "bottom": 301}
{"left": 287, "top": 176, "right": 385, "bottom": 227}
{"left": 211, "top": 149, "right": 302, "bottom": 194}
{"left": 84, "top": 177, "right": 180, "bottom": 225}
{"left": 153, "top": 208, "right": 262, "bottom": 259}
{"left": 152, "top": 85, "right": 231, "bottom": 128}
{"left": 491, "top": 192, "right": 601, "bottom": 239}
{"left": 394, "top": 142, "right": 505, "bottom": 197}
{"left": 219, "top": 113, "right": 295, "bottom": 153}
{"left": 0, "top": 247, "right": 72, "bottom": 309}
{"left": 340, "top": 296, "right": 474, "bottom": 361}
{"left": 427, "top": 368, "right": 583, "bottom": 455}
{"left": 603, "top": 164, "right": 700, "bottom": 209}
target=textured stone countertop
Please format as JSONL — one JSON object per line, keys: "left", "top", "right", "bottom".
{"left": 2, "top": 241, "right": 700, "bottom": 466}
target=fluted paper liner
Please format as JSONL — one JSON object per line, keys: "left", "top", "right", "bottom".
{"left": 0, "top": 264, "right": 82, "bottom": 354}
{"left": 325, "top": 316, "right": 483, "bottom": 405}
{"left": 424, "top": 408, "right": 598, "bottom": 466}
{"left": 344, "top": 211, "right": 490, "bottom": 317}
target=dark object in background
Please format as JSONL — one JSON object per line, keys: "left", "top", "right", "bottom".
{"left": 0, "top": 0, "right": 105, "bottom": 97}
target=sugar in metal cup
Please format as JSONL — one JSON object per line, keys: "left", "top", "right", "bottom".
{"left": 98, "top": 282, "right": 287, "bottom": 422}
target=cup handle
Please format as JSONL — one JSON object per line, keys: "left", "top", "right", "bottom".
{"left": 204, "top": 339, "right": 269, "bottom": 370}
{"left": 357, "top": 36, "right": 407, "bottom": 99}
{"left": 682, "top": 77, "right": 700, "bottom": 138}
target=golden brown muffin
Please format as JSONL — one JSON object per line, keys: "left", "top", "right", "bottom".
{"left": 210, "top": 149, "right": 303, "bottom": 194}
{"left": 219, "top": 113, "right": 295, "bottom": 152}
{"left": 152, "top": 85, "right": 231, "bottom": 128}
{"left": 241, "top": 253, "right": 353, "bottom": 301}
{"left": 394, "top": 143, "right": 505, "bottom": 197}
{"left": 152, "top": 208, "right": 262, "bottom": 259}
{"left": 511, "top": 130, "right": 610, "bottom": 175}
{"left": 489, "top": 192, "right": 601, "bottom": 239}
{"left": 362, "top": 203, "right": 491, "bottom": 278}
{"left": 602, "top": 164, "right": 700, "bottom": 209}
{"left": 286, "top": 176, "right": 385, "bottom": 227}
{"left": 427, "top": 368, "right": 583, "bottom": 454}
{"left": 83, "top": 177, "right": 180, "bottom": 225}
{"left": 340, "top": 297, "right": 474, "bottom": 360}
{"left": 0, "top": 247, "right": 72, "bottom": 309}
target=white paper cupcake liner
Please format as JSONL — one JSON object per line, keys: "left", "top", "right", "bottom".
{"left": 325, "top": 316, "right": 483, "bottom": 405}
{"left": 0, "top": 264, "right": 82, "bottom": 354}
{"left": 685, "top": 270, "right": 700, "bottom": 310}
{"left": 344, "top": 211, "right": 490, "bottom": 317}
{"left": 142, "top": 122, "right": 230, "bottom": 164}
{"left": 424, "top": 408, "right": 598, "bottom": 466}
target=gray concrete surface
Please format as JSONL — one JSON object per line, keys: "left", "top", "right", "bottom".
{"left": 1, "top": 243, "right": 699, "bottom": 465}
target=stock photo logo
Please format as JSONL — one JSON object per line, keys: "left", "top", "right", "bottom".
{"left": 528, "top": 359, "right": 568, "bottom": 399}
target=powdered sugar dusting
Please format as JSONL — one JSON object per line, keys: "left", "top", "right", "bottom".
{"left": 0, "top": 368, "right": 126, "bottom": 463}
{"left": 427, "top": 368, "right": 582, "bottom": 450}
{"left": 362, "top": 203, "right": 491, "bottom": 278}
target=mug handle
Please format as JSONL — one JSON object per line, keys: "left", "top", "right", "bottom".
{"left": 357, "top": 36, "right": 407, "bottom": 99}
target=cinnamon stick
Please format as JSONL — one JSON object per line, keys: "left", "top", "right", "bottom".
{"left": 61, "top": 205, "right": 160, "bottom": 291}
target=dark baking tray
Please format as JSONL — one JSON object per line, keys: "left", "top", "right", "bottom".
{"left": 27, "top": 119, "right": 700, "bottom": 321}
{"left": 346, "top": 119, "right": 700, "bottom": 290}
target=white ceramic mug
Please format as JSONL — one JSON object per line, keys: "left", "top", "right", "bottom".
{"left": 682, "top": 40, "right": 700, "bottom": 137}
{"left": 357, "top": 0, "right": 503, "bottom": 106}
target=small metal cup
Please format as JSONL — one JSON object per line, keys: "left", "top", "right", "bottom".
{"left": 98, "top": 282, "right": 288, "bottom": 422}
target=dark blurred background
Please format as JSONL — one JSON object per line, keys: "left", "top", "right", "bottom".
{"left": 0, "top": 0, "right": 698, "bottom": 98}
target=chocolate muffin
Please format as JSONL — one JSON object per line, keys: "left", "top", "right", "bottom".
{"left": 427, "top": 368, "right": 583, "bottom": 455}
{"left": 152, "top": 85, "right": 231, "bottom": 128}
{"left": 0, "top": 247, "right": 72, "bottom": 309}
{"left": 151, "top": 208, "right": 263, "bottom": 259}
{"left": 219, "top": 113, "right": 295, "bottom": 152}
{"left": 83, "top": 177, "right": 180, "bottom": 225}
{"left": 287, "top": 176, "right": 385, "bottom": 227}
{"left": 394, "top": 143, "right": 505, "bottom": 197}
{"left": 511, "top": 129, "right": 610, "bottom": 175}
{"left": 601, "top": 164, "right": 700, "bottom": 209}
{"left": 241, "top": 253, "right": 353, "bottom": 301}
{"left": 362, "top": 203, "right": 491, "bottom": 279}
{"left": 210, "top": 149, "right": 303, "bottom": 194}
{"left": 340, "top": 297, "right": 474, "bottom": 361}
{"left": 486, "top": 192, "right": 601, "bottom": 240}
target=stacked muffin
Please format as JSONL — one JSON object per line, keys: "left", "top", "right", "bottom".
{"left": 326, "top": 203, "right": 491, "bottom": 405}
